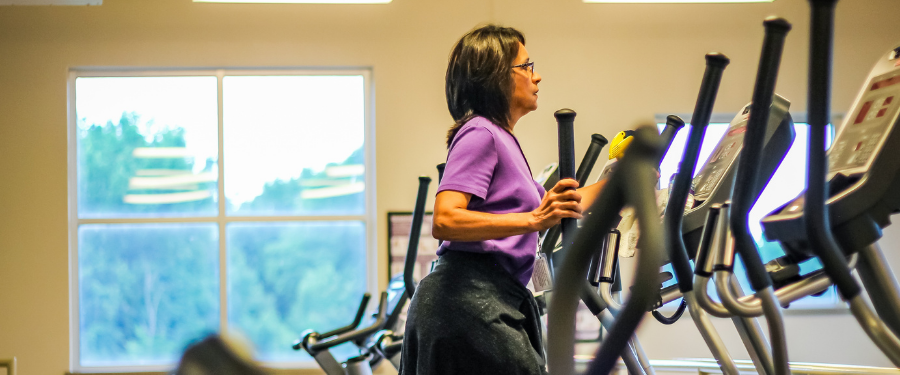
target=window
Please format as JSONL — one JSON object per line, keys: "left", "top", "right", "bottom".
{"left": 657, "top": 115, "right": 838, "bottom": 308}
{"left": 68, "top": 70, "right": 375, "bottom": 371}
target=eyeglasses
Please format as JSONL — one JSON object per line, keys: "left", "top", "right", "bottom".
{"left": 512, "top": 61, "right": 535, "bottom": 76}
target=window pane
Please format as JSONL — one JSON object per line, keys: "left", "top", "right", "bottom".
{"left": 658, "top": 122, "right": 838, "bottom": 307}
{"left": 658, "top": 123, "right": 731, "bottom": 183}
{"left": 223, "top": 76, "right": 366, "bottom": 216}
{"left": 227, "top": 221, "right": 367, "bottom": 362}
{"left": 76, "top": 77, "right": 219, "bottom": 218}
{"left": 78, "top": 223, "right": 219, "bottom": 366}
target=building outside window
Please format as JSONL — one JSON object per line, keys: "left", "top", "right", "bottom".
{"left": 68, "top": 70, "right": 375, "bottom": 371}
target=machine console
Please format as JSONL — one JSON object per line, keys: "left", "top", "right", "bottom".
{"left": 679, "top": 95, "right": 795, "bottom": 258}
{"left": 828, "top": 70, "right": 900, "bottom": 174}
{"left": 762, "top": 45, "right": 900, "bottom": 257}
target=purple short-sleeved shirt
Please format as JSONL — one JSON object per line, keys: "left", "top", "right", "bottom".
{"left": 437, "top": 116, "right": 546, "bottom": 286}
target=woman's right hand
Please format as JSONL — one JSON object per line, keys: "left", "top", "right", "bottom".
{"left": 530, "top": 178, "right": 583, "bottom": 232}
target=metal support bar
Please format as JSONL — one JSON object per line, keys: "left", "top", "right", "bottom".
{"left": 598, "top": 309, "right": 649, "bottom": 375}
{"left": 685, "top": 290, "right": 741, "bottom": 375}
{"left": 758, "top": 287, "right": 791, "bottom": 375}
{"left": 848, "top": 296, "right": 900, "bottom": 367}
{"left": 856, "top": 243, "right": 900, "bottom": 337}
{"left": 729, "top": 276, "right": 775, "bottom": 375}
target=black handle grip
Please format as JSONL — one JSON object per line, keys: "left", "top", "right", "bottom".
{"left": 657, "top": 115, "right": 686, "bottom": 165}
{"left": 729, "top": 17, "right": 791, "bottom": 292}
{"left": 693, "top": 205, "right": 722, "bottom": 277}
{"left": 403, "top": 176, "right": 432, "bottom": 299}
{"left": 310, "top": 292, "right": 389, "bottom": 352}
{"left": 805, "top": 0, "right": 861, "bottom": 300}
{"left": 576, "top": 134, "right": 609, "bottom": 187}
{"left": 436, "top": 163, "right": 446, "bottom": 184}
{"left": 319, "top": 293, "right": 370, "bottom": 339}
{"left": 542, "top": 132, "right": 607, "bottom": 262}
{"left": 663, "top": 52, "right": 730, "bottom": 293}
{"left": 573, "top": 134, "right": 609, "bottom": 281}
{"left": 554, "top": 109, "right": 578, "bottom": 265}
{"left": 436, "top": 163, "right": 446, "bottom": 248}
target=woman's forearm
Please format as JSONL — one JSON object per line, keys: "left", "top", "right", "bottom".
{"left": 433, "top": 209, "right": 536, "bottom": 242}
{"left": 433, "top": 180, "right": 584, "bottom": 243}
{"left": 577, "top": 178, "right": 608, "bottom": 211}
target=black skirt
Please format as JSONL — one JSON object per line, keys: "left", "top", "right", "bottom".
{"left": 399, "top": 250, "right": 548, "bottom": 375}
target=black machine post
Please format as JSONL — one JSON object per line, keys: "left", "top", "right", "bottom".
{"left": 727, "top": 16, "right": 793, "bottom": 375}
{"left": 402, "top": 176, "right": 432, "bottom": 298}
{"left": 730, "top": 16, "right": 791, "bottom": 296}
{"left": 803, "top": 0, "right": 861, "bottom": 303}
{"left": 547, "top": 127, "right": 665, "bottom": 375}
{"left": 665, "top": 53, "right": 730, "bottom": 294}
{"left": 554, "top": 109, "right": 578, "bottom": 256}
{"left": 544, "top": 118, "right": 607, "bottom": 275}
{"left": 657, "top": 115, "right": 686, "bottom": 165}
{"left": 436, "top": 163, "right": 445, "bottom": 183}
{"left": 436, "top": 163, "right": 445, "bottom": 247}
{"left": 577, "top": 134, "right": 609, "bottom": 185}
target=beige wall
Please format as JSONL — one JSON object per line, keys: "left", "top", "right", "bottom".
{"left": 1, "top": 0, "right": 900, "bottom": 373}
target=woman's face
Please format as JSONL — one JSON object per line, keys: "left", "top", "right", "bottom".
{"left": 510, "top": 42, "right": 542, "bottom": 121}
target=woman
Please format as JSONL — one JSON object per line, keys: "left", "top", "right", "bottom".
{"left": 399, "top": 25, "right": 605, "bottom": 375}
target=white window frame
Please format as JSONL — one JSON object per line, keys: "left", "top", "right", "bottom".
{"left": 66, "top": 68, "right": 378, "bottom": 373}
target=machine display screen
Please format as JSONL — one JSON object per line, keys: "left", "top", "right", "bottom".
{"left": 830, "top": 67, "right": 900, "bottom": 173}
{"left": 871, "top": 74, "right": 900, "bottom": 91}
{"left": 853, "top": 73, "right": 898, "bottom": 126}
{"left": 853, "top": 96, "right": 894, "bottom": 125}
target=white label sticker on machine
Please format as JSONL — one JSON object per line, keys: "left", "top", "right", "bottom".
{"left": 532, "top": 253, "right": 553, "bottom": 292}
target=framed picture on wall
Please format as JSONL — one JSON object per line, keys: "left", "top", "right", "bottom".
{"left": 387, "top": 212, "right": 440, "bottom": 284}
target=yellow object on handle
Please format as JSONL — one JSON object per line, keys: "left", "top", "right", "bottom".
{"left": 609, "top": 130, "right": 635, "bottom": 160}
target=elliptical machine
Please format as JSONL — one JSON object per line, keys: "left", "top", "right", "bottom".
{"left": 292, "top": 176, "right": 432, "bottom": 375}
{"left": 545, "top": 8, "right": 806, "bottom": 375}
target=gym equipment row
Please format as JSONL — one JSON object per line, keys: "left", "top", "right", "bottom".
{"left": 171, "top": 0, "right": 900, "bottom": 373}
{"left": 549, "top": 0, "right": 900, "bottom": 374}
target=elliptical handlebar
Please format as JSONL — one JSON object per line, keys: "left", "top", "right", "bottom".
{"left": 656, "top": 115, "right": 686, "bottom": 165}
{"left": 719, "top": 17, "right": 793, "bottom": 375}
{"left": 319, "top": 293, "right": 371, "bottom": 339}
{"left": 663, "top": 52, "right": 730, "bottom": 294}
{"left": 729, "top": 16, "right": 792, "bottom": 293}
{"left": 308, "top": 292, "right": 389, "bottom": 353}
{"left": 801, "top": 0, "right": 900, "bottom": 365}
{"left": 804, "top": 0, "right": 861, "bottom": 302}
{"left": 548, "top": 126, "right": 665, "bottom": 375}
{"left": 576, "top": 134, "right": 609, "bottom": 187}
{"left": 292, "top": 293, "right": 372, "bottom": 351}
{"left": 554, "top": 109, "right": 578, "bottom": 266}
{"left": 436, "top": 163, "right": 446, "bottom": 184}
{"left": 540, "top": 129, "right": 608, "bottom": 269}
{"left": 403, "top": 176, "right": 432, "bottom": 299}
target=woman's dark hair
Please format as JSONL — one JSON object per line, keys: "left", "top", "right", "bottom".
{"left": 445, "top": 24, "right": 525, "bottom": 148}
